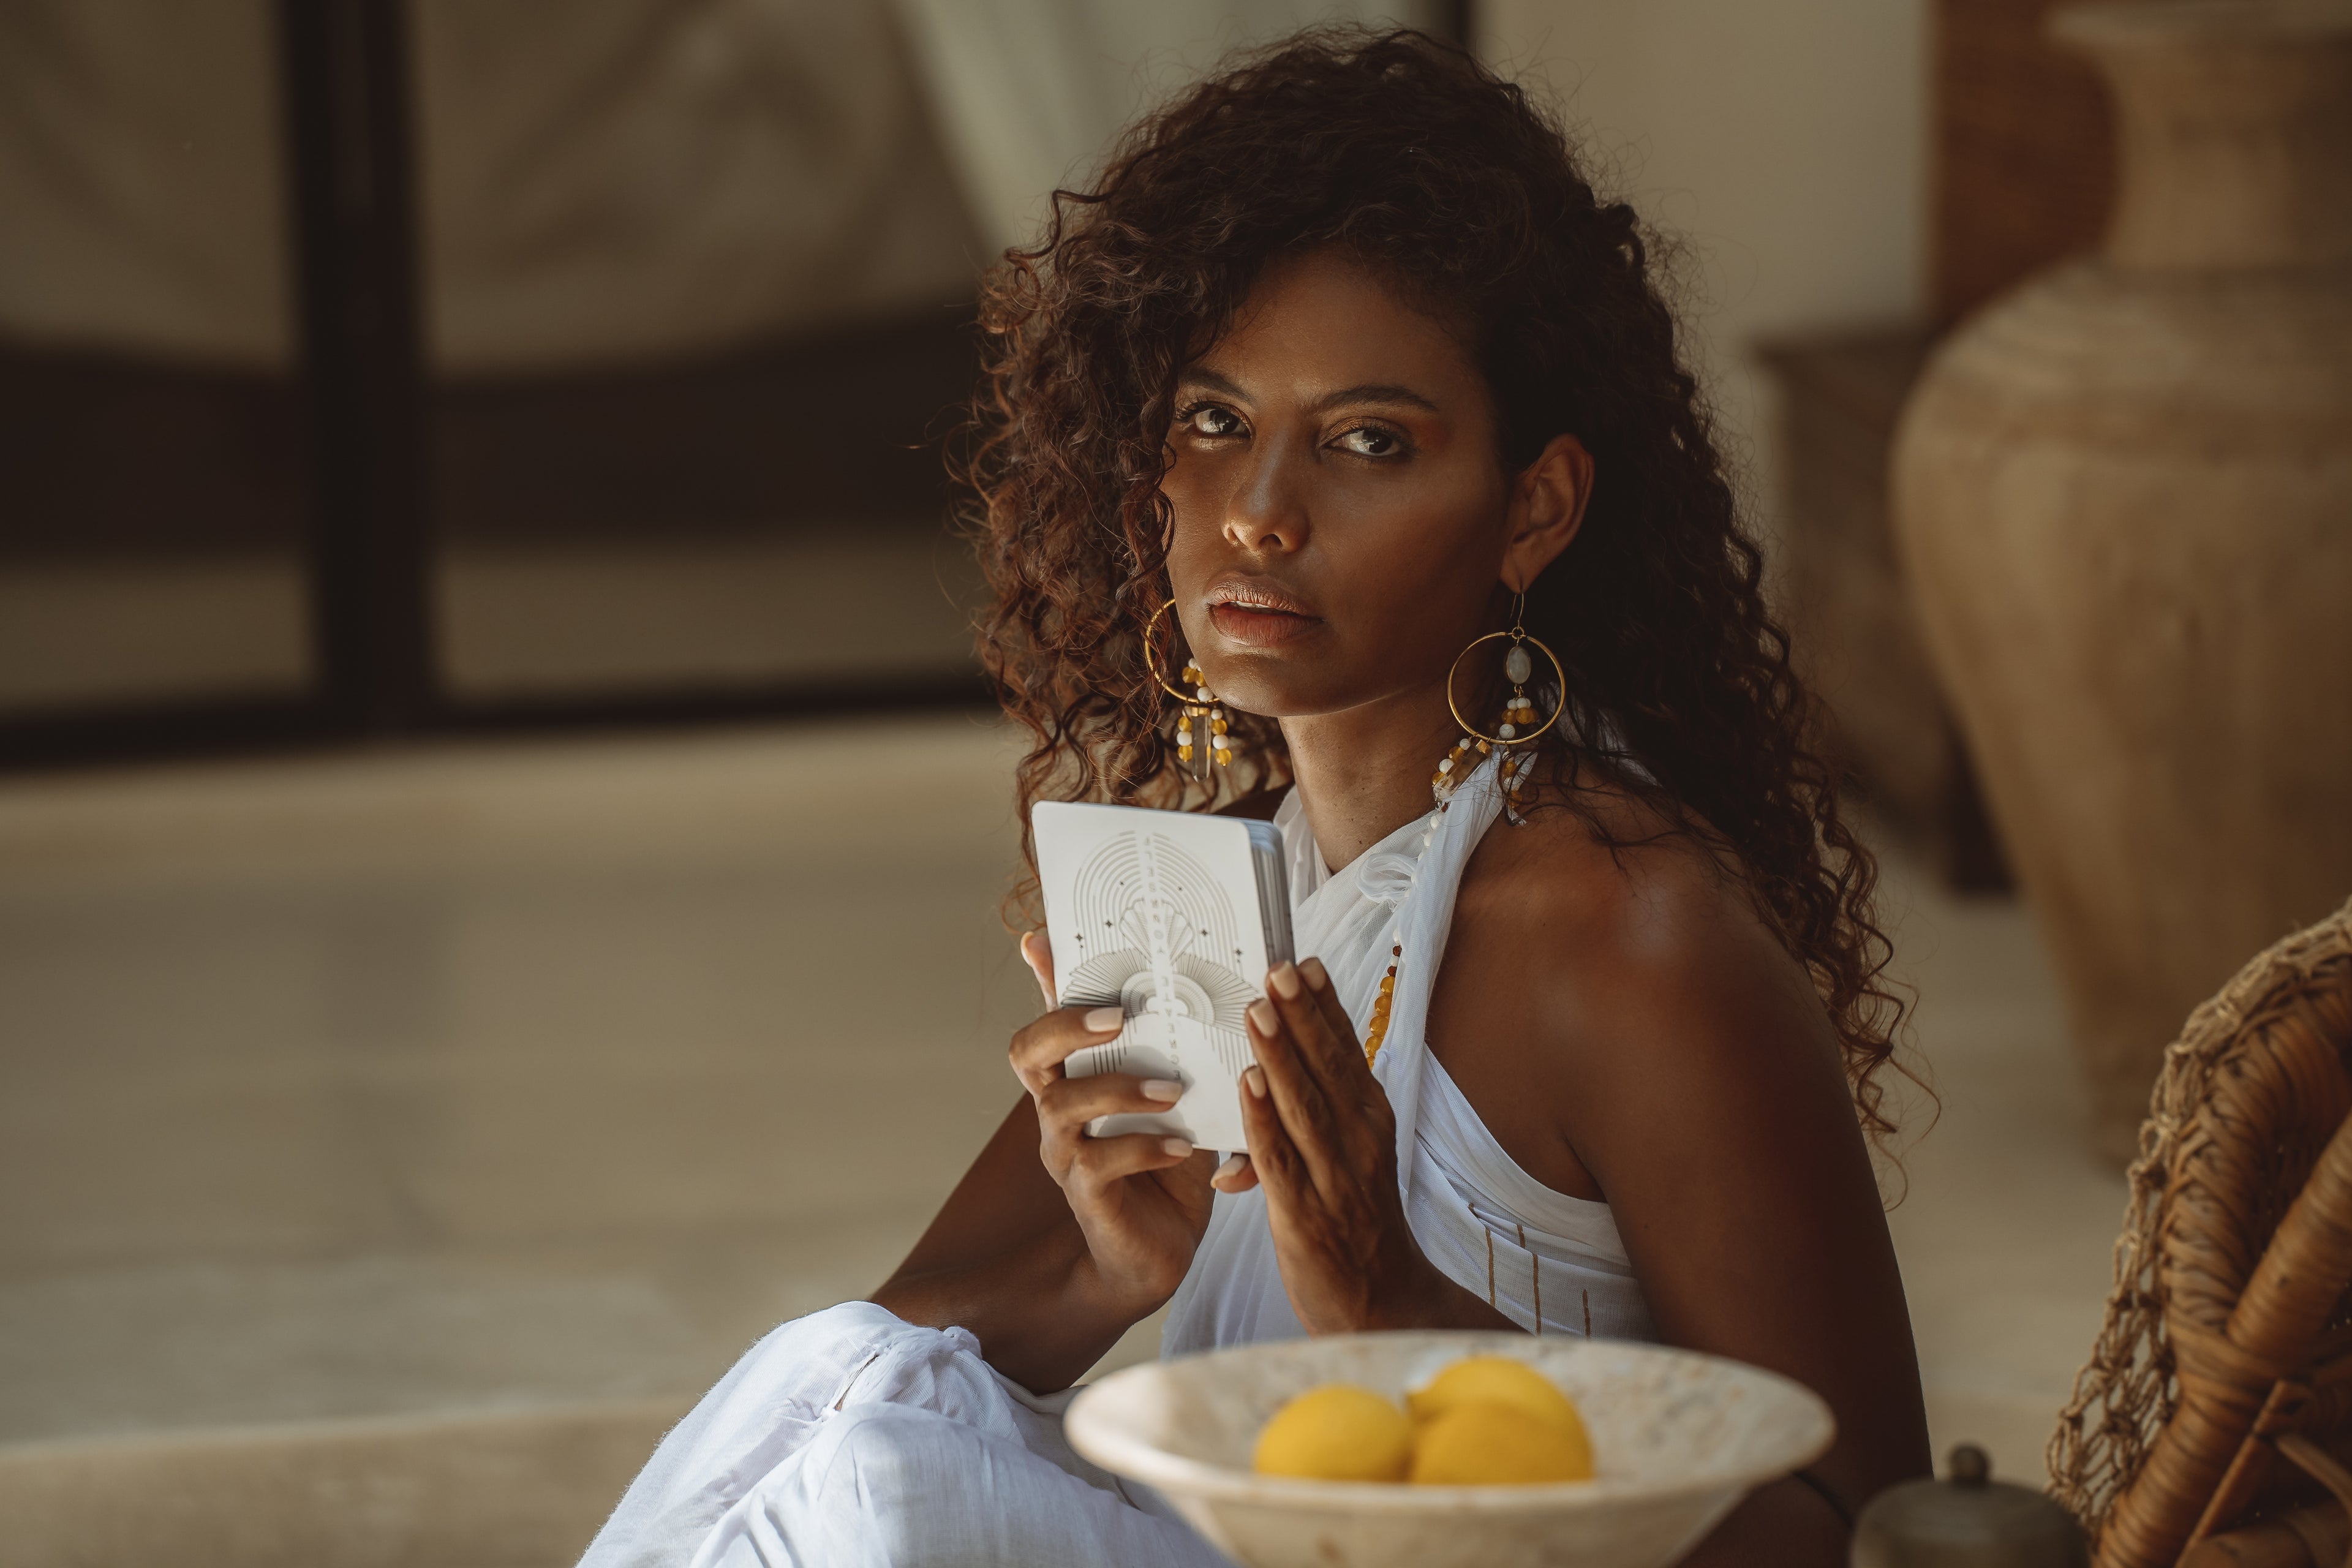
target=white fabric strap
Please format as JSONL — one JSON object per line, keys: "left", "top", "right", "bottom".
{"left": 1364, "top": 756, "right": 1506, "bottom": 1215}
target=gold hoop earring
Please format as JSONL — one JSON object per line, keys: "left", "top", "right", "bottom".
{"left": 1143, "top": 600, "right": 1229, "bottom": 779}
{"left": 1434, "top": 590, "right": 1564, "bottom": 818}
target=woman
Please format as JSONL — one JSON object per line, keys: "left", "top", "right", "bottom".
{"left": 584, "top": 28, "right": 1928, "bottom": 1568}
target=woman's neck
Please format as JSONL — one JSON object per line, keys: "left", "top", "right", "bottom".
{"left": 1279, "top": 683, "right": 1463, "bottom": 871}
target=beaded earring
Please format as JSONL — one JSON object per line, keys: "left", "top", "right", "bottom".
{"left": 1143, "top": 599, "right": 1229, "bottom": 780}
{"left": 1436, "top": 590, "right": 1565, "bottom": 823}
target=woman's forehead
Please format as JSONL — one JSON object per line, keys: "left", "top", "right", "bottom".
{"left": 1186, "top": 251, "right": 1483, "bottom": 407}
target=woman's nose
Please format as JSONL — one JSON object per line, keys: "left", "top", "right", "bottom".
{"left": 1222, "top": 443, "right": 1310, "bottom": 554}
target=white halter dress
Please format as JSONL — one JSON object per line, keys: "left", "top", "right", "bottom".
{"left": 578, "top": 756, "right": 1651, "bottom": 1568}
{"left": 1164, "top": 756, "right": 1653, "bottom": 1349}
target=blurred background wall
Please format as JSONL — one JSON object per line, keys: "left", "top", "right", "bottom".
{"left": 1482, "top": 0, "right": 1929, "bottom": 525}
{"left": 0, "top": 0, "right": 1440, "bottom": 744}
{"left": 0, "top": 0, "right": 2120, "bottom": 805}
{"left": 1485, "top": 0, "right": 2132, "bottom": 893}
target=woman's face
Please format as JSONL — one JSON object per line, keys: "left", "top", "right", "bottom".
{"left": 1159, "top": 249, "right": 1518, "bottom": 722}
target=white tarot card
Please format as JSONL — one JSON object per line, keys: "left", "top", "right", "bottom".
{"left": 1032, "top": 800, "right": 1293, "bottom": 1155}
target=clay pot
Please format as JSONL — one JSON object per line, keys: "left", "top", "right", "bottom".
{"left": 1892, "top": 0, "right": 2352, "bottom": 1161}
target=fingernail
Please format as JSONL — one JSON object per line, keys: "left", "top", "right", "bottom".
{"left": 1245, "top": 1066, "right": 1268, "bottom": 1098}
{"left": 1161, "top": 1137, "right": 1193, "bottom": 1158}
{"left": 1248, "top": 1000, "right": 1277, "bottom": 1032}
{"left": 1215, "top": 1153, "right": 1250, "bottom": 1180}
{"left": 1141, "top": 1078, "right": 1183, "bottom": 1102}
{"left": 1268, "top": 963, "right": 1301, "bottom": 999}
{"left": 1083, "top": 1006, "right": 1125, "bottom": 1031}
{"left": 1302, "top": 957, "right": 1330, "bottom": 990}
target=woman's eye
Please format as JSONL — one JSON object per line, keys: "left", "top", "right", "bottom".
{"left": 1182, "top": 404, "right": 1245, "bottom": 439}
{"left": 1333, "top": 424, "right": 1405, "bottom": 458}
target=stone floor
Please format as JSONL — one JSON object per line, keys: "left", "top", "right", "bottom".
{"left": 0, "top": 714, "right": 2127, "bottom": 1562}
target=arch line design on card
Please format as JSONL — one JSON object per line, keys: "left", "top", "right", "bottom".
{"left": 1059, "top": 829, "right": 1257, "bottom": 1085}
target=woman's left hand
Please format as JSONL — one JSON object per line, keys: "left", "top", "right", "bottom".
{"left": 1218, "top": 957, "right": 1489, "bottom": 1335}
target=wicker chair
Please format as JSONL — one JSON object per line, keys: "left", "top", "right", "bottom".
{"left": 2050, "top": 897, "right": 2352, "bottom": 1568}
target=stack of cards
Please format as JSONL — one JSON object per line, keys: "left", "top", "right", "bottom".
{"left": 1032, "top": 801, "right": 1294, "bottom": 1153}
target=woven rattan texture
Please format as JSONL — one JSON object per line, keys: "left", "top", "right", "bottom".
{"left": 2049, "top": 897, "right": 2352, "bottom": 1567}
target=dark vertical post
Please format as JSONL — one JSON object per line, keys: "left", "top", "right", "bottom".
{"left": 277, "top": 0, "right": 435, "bottom": 732}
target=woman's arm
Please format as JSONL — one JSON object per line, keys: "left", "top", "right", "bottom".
{"left": 1520, "top": 839, "right": 1929, "bottom": 1564}
{"left": 872, "top": 936, "right": 1220, "bottom": 1393}
{"left": 874, "top": 1096, "right": 1141, "bottom": 1392}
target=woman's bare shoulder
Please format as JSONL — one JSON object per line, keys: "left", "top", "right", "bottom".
{"left": 1458, "top": 766, "right": 1845, "bottom": 1116}
{"left": 1464, "top": 771, "right": 1773, "bottom": 988}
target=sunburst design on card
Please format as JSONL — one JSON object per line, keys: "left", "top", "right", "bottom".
{"left": 1060, "top": 831, "right": 1259, "bottom": 1082}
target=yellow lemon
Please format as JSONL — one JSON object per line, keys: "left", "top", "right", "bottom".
{"left": 1252, "top": 1384, "right": 1414, "bottom": 1482}
{"left": 1408, "top": 1400, "right": 1596, "bottom": 1485}
{"left": 1407, "top": 1355, "right": 1588, "bottom": 1442}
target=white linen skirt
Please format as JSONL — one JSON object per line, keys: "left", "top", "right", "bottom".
{"left": 577, "top": 1300, "right": 1232, "bottom": 1568}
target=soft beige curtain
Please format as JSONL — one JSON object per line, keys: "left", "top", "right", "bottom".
{"left": 0, "top": 0, "right": 981, "bottom": 373}
{"left": 0, "top": 0, "right": 1438, "bottom": 372}
{"left": 409, "top": 0, "right": 981, "bottom": 374}
{"left": 0, "top": 0, "right": 294, "bottom": 368}
{"left": 889, "top": 0, "right": 1445, "bottom": 255}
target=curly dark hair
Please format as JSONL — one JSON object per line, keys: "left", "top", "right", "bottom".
{"left": 955, "top": 27, "right": 1910, "bottom": 1146}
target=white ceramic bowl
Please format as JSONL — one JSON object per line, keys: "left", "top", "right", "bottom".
{"left": 1066, "top": 1331, "right": 1834, "bottom": 1568}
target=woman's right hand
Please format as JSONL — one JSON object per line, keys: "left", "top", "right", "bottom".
{"left": 1010, "top": 930, "right": 1217, "bottom": 1316}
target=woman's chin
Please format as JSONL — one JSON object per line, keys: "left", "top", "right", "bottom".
{"left": 1191, "top": 669, "right": 1341, "bottom": 725}
{"left": 1197, "top": 620, "right": 1386, "bottom": 722}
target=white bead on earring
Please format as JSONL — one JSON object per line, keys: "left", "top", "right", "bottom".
{"left": 1436, "top": 589, "right": 1565, "bottom": 814}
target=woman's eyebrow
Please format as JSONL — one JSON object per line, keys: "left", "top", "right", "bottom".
{"left": 1176, "top": 367, "right": 1250, "bottom": 401}
{"left": 1175, "top": 370, "right": 1441, "bottom": 415}
{"left": 1311, "top": 382, "right": 1441, "bottom": 415}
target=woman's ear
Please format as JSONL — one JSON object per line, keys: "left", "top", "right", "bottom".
{"left": 1500, "top": 434, "right": 1594, "bottom": 592}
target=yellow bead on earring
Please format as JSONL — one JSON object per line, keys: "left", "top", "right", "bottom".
{"left": 1146, "top": 602, "right": 1233, "bottom": 780}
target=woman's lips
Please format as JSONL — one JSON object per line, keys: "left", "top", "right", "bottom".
{"left": 1208, "top": 600, "right": 1322, "bottom": 647}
